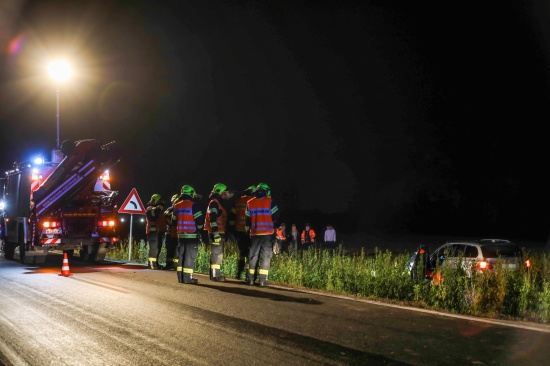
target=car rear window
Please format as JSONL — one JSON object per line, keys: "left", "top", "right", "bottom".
{"left": 480, "top": 245, "right": 522, "bottom": 258}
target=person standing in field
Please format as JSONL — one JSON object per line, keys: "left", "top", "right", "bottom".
{"left": 230, "top": 185, "right": 256, "bottom": 279}
{"left": 173, "top": 185, "right": 204, "bottom": 284}
{"left": 274, "top": 223, "right": 287, "bottom": 254}
{"left": 145, "top": 194, "right": 166, "bottom": 270}
{"left": 301, "top": 223, "right": 316, "bottom": 250}
{"left": 288, "top": 224, "right": 300, "bottom": 252}
{"left": 204, "top": 183, "right": 233, "bottom": 282}
{"left": 324, "top": 225, "right": 337, "bottom": 250}
{"left": 245, "top": 183, "right": 280, "bottom": 286}
{"left": 162, "top": 193, "right": 180, "bottom": 270}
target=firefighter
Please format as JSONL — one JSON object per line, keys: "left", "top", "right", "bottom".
{"left": 162, "top": 194, "right": 180, "bottom": 271}
{"left": 145, "top": 194, "right": 166, "bottom": 270}
{"left": 204, "top": 183, "right": 233, "bottom": 282}
{"left": 230, "top": 185, "right": 256, "bottom": 279}
{"left": 245, "top": 182, "right": 280, "bottom": 287}
{"left": 173, "top": 185, "right": 204, "bottom": 284}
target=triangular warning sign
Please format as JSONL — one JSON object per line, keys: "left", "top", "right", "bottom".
{"left": 119, "top": 188, "right": 147, "bottom": 214}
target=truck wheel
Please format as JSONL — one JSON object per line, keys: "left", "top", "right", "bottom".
{"left": 64, "top": 249, "right": 74, "bottom": 259}
{"left": 80, "top": 247, "right": 91, "bottom": 262}
{"left": 19, "top": 242, "right": 34, "bottom": 264}
{"left": 3, "top": 241, "right": 15, "bottom": 260}
{"left": 80, "top": 245, "right": 99, "bottom": 262}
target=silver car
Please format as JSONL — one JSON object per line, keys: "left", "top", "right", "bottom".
{"left": 429, "top": 239, "right": 529, "bottom": 277}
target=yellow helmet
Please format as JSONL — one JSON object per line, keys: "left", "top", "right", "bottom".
{"left": 150, "top": 194, "right": 162, "bottom": 205}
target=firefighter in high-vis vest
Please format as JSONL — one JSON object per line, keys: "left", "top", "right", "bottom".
{"left": 229, "top": 185, "right": 256, "bottom": 279}
{"left": 245, "top": 183, "right": 280, "bottom": 287}
{"left": 146, "top": 194, "right": 167, "bottom": 270}
{"left": 162, "top": 193, "right": 180, "bottom": 271}
{"left": 173, "top": 185, "right": 204, "bottom": 284}
{"left": 204, "top": 183, "right": 233, "bottom": 282}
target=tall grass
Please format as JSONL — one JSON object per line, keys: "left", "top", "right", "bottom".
{"left": 106, "top": 238, "right": 550, "bottom": 323}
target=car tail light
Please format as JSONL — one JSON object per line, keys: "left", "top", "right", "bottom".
{"left": 525, "top": 260, "right": 531, "bottom": 269}
{"left": 476, "top": 261, "right": 493, "bottom": 270}
{"left": 98, "top": 220, "right": 116, "bottom": 227}
{"left": 42, "top": 221, "right": 60, "bottom": 228}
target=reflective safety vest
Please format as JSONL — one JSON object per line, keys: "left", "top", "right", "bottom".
{"left": 174, "top": 200, "right": 198, "bottom": 236}
{"left": 301, "top": 229, "right": 316, "bottom": 243}
{"left": 233, "top": 195, "right": 253, "bottom": 232}
{"left": 204, "top": 198, "right": 227, "bottom": 233}
{"left": 276, "top": 227, "right": 287, "bottom": 240}
{"left": 146, "top": 205, "right": 166, "bottom": 235}
{"left": 247, "top": 197, "right": 274, "bottom": 236}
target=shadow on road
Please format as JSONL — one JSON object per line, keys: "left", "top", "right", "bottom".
{"left": 199, "top": 280, "right": 323, "bottom": 305}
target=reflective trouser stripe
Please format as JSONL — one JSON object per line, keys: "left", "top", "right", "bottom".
{"left": 259, "top": 269, "right": 269, "bottom": 275}
{"left": 177, "top": 266, "right": 183, "bottom": 271}
{"left": 183, "top": 268, "right": 194, "bottom": 274}
{"left": 148, "top": 257, "right": 157, "bottom": 262}
{"left": 248, "top": 268, "right": 256, "bottom": 275}
{"left": 210, "top": 264, "right": 221, "bottom": 269}
{"left": 178, "top": 234, "right": 197, "bottom": 238}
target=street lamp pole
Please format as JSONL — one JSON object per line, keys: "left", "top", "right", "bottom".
{"left": 47, "top": 60, "right": 72, "bottom": 151}
{"left": 55, "top": 81, "right": 60, "bottom": 149}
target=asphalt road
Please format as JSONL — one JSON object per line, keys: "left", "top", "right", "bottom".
{"left": 1, "top": 253, "right": 549, "bottom": 366}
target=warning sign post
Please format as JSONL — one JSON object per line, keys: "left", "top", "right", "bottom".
{"left": 118, "top": 188, "right": 146, "bottom": 261}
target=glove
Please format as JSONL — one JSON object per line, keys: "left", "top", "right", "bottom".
{"left": 213, "top": 234, "right": 222, "bottom": 244}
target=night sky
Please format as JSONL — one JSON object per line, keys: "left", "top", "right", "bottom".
{"left": 1, "top": 0, "right": 549, "bottom": 241}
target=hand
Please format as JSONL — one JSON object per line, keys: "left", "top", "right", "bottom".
{"left": 213, "top": 234, "right": 222, "bottom": 244}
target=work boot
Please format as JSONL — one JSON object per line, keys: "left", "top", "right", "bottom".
{"left": 210, "top": 268, "right": 226, "bottom": 282}
{"left": 164, "top": 262, "right": 176, "bottom": 271}
{"left": 183, "top": 278, "right": 198, "bottom": 284}
{"left": 148, "top": 261, "right": 159, "bottom": 270}
{"left": 177, "top": 272, "right": 184, "bottom": 283}
{"left": 246, "top": 273, "right": 255, "bottom": 286}
{"left": 236, "top": 258, "right": 246, "bottom": 280}
{"left": 259, "top": 274, "right": 269, "bottom": 287}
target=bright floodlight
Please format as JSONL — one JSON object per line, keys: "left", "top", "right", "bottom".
{"left": 47, "top": 60, "right": 72, "bottom": 82}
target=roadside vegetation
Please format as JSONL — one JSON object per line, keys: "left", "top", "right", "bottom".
{"left": 106, "top": 238, "right": 550, "bottom": 324}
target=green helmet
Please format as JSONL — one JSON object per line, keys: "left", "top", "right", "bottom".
{"left": 150, "top": 194, "right": 162, "bottom": 204}
{"left": 171, "top": 194, "right": 179, "bottom": 204}
{"left": 244, "top": 185, "right": 256, "bottom": 195}
{"left": 181, "top": 185, "right": 196, "bottom": 198}
{"left": 211, "top": 183, "right": 227, "bottom": 195}
{"left": 255, "top": 182, "right": 271, "bottom": 197}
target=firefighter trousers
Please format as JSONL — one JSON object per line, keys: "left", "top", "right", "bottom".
{"left": 176, "top": 237, "right": 199, "bottom": 283}
{"left": 165, "top": 235, "right": 178, "bottom": 269}
{"left": 234, "top": 231, "right": 251, "bottom": 279}
{"left": 147, "top": 231, "right": 165, "bottom": 268}
{"left": 247, "top": 234, "right": 273, "bottom": 282}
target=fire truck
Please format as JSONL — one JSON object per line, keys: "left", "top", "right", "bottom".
{"left": 0, "top": 139, "right": 121, "bottom": 264}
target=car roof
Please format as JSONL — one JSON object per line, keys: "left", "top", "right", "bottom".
{"left": 442, "top": 238, "right": 512, "bottom": 246}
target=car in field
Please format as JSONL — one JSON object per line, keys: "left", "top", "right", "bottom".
{"left": 407, "top": 239, "right": 530, "bottom": 282}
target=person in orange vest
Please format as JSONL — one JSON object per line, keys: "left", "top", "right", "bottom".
{"left": 145, "top": 194, "right": 167, "bottom": 269}
{"left": 301, "top": 223, "right": 316, "bottom": 250}
{"left": 230, "top": 185, "right": 256, "bottom": 279}
{"left": 274, "top": 223, "right": 287, "bottom": 255}
{"left": 245, "top": 183, "right": 280, "bottom": 287}
{"left": 173, "top": 185, "right": 204, "bottom": 284}
{"left": 162, "top": 193, "right": 180, "bottom": 271}
{"left": 204, "top": 183, "right": 233, "bottom": 282}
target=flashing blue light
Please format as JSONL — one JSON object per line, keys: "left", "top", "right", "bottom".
{"left": 34, "top": 157, "right": 44, "bottom": 165}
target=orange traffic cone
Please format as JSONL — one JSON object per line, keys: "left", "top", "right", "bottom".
{"left": 59, "top": 252, "right": 72, "bottom": 277}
